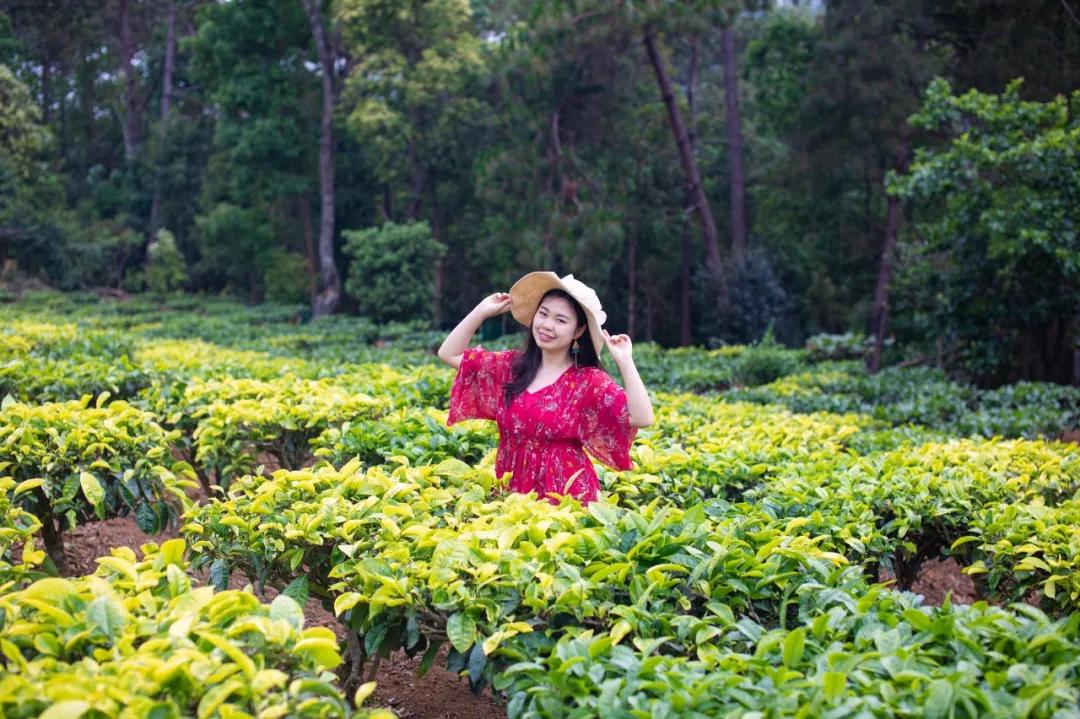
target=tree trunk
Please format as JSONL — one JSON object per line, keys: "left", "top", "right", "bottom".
{"left": 427, "top": 178, "right": 445, "bottom": 327}
{"left": 680, "top": 220, "right": 691, "bottom": 346}
{"left": 867, "top": 192, "right": 903, "bottom": 374}
{"left": 149, "top": 2, "right": 178, "bottom": 239}
{"left": 407, "top": 138, "right": 425, "bottom": 220}
{"left": 722, "top": 25, "right": 748, "bottom": 266}
{"left": 59, "top": 72, "right": 67, "bottom": 159}
{"left": 40, "top": 57, "right": 52, "bottom": 125}
{"left": 118, "top": 0, "right": 141, "bottom": 159}
{"left": 35, "top": 489, "right": 67, "bottom": 574}
{"left": 301, "top": 195, "right": 318, "bottom": 305}
{"left": 642, "top": 25, "right": 727, "bottom": 304}
{"left": 681, "top": 36, "right": 700, "bottom": 346}
{"left": 302, "top": 0, "right": 341, "bottom": 317}
{"left": 160, "top": 4, "right": 177, "bottom": 120}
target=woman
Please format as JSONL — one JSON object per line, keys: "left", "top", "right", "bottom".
{"left": 437, "top": 271, "right": 653, "bottom": 503}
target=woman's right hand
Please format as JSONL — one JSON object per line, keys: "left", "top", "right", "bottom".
{"left": 476, "top": 292, "right": 512, "bottom": 319}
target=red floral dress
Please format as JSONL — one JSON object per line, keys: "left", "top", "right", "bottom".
{"left": 447, "top": 347, "right": 637, "bottom": 503}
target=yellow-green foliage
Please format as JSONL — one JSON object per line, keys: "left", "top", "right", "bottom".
{"left": 136, "top": 339, "right": 320, "bottom": 381}
{"left": 959, "top": 496, "right": 1080, "bottom": 614}
{"left": 184, "top": 455, "right": 1080, "bottom": 716}
{"left": 0, "top": 477, "right": 44, "bottom": 590}
{"left": 186, "top": 458, "right": 851, "bottom": 687}
{"left": 184, "top": 376, "right": 390, "bottom": 481}
{"left": 152, "top": 364, "right": 451, "bottom": 486}
{"left": 0, "top": 321, "right": 79, "bottom": 358}
{"left": 0, "top": 396, "right": 191, "bottom": 560}
{"left": 0, "top": 540, "right": 394, "bottom": 719}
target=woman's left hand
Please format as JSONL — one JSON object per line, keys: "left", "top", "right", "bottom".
{"left": 602, "top": 329, "right": 634, "bottom": 365}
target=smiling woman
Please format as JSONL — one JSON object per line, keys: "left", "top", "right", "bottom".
{"left": 437, "top": 271, "right": 653, "bottom": 503}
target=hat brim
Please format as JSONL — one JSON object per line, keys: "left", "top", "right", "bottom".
{"left": 509, "top": 271, "right": 605, "bottom": 358}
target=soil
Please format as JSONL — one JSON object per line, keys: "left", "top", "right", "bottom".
{"left": 60, "top": 517, "right": 985, "bottom": 718}
{"left": 905, "top": 557, "right": 979, "bottom": 606}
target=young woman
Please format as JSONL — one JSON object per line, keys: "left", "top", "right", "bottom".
{"left": 437, "top": 271, "right": 653, "bottom": 503}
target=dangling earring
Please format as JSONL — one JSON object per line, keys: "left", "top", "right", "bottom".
{"left": 571, "top": 339, "right": 580, "bottom": 368}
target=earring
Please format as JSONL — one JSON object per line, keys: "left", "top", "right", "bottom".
{"left": 571, "top": 339, "right": 580, "bottom": 367}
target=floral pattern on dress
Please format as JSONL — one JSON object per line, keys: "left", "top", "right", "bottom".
{"left": 448, "top": 347, "right": 636, "bottom": 503}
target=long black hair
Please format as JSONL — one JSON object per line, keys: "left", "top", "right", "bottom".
{"left": 504, "top": 289, "right": 603, "bottom": 407}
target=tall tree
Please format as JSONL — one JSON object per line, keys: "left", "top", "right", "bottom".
{"left": 148, "top": 0, "right": 179, "bottom": 238}
{"left": 188, "top": 0, "right": 319, "bottom": 300}
{"left": 720, "top": 16, "right": 747, "bottom": 265}
{"left": 642, "top": 22, "right": 727, "bottom": 303}
{"left": 890, "top": 79, "right": 1080, "bottom": 384}
{"left": 786, "top": 1, "right": 941, "bottom": 353}
{"left": 115, "top": 0, "right": 143, "bottom": 158}
{"left": 301, "top": 0, "right": 341, "bottom": 316}
{"left": 337, "top": 0, "right": 489, "bottom": 318}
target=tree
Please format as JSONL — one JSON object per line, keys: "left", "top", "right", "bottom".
{"left": 0, "top": 63, "right": 55, "bottom": 265}
{"left": 188, "top": 0, "right": 319, "bottom": 299}
{"left": 890, "top": 78, "right": 1080, "bottom": 384}
{"left": 301, "top": 0, "right": 342, "bottom": 317}
{"left": 337, "top": 0, "right": 488, "bottom": 321}
{"left": 642, "top": 22, "right": 727, "bottom": 304}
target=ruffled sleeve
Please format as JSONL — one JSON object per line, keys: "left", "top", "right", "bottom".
{"left": 579, "top": 370, "right": 638, "bottom": 470}
{"left": 448, "top": 348, "right": 515, "bottom": 425}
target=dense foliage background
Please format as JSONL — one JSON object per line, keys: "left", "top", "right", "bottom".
{"left": 0, "top": 0, "right": 1077, "bottom": 384}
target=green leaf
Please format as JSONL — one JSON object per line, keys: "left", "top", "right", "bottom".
{"left": 209, "top": 558, "right": 230, "bottom": 591}
{"left": 282, "top": 575, "right": 309, "bottom": 608}
{"left": 12, "top": 478, "right": 44, "bottom": 496}
{"left": 354, "top": 681, "right": 377, "bottom": 707}
{"left": 86, "top": 595, "right": 126, "bottom": 644}
{"left": 270, "top": 595, "right": 305, "bottom": 631}
{"left": 79, "top": 471, "right": 105, "bottom": 514}
{"left": 135, "top": 502, "right": 159, "bottom": 534}
{"left": 903, "top": 608, "right": 933, "bottom": 632}
{"left": 166, "top": 564, "right": 190, "bottom": 597}
{"left": 823, "top": 671, "right": 846, "bottom": 701}
{"left": 924, "top": 679, "right": 954, "bottom": 719}
{"left": 405, "top": 611, "right": 420, "bottom": 650}
{"left": 468, "top": 641, "right": 487, "bottom": 687}
{"left": 782, "top": 627, "right": 806, "bottom": 668}
{"left": 40, "top": 701, "right": 90, "bottom": 719}
{"left": 446, "top": 612, "right": 476, "bottom": 654}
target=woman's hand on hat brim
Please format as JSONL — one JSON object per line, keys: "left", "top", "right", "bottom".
{"left": 477, "top": 292, "right": 512, "bottom": 319}
{"left": 602, "top": 329, "right": 634, "bottom": 364}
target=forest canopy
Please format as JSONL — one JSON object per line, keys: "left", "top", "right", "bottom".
{"left": 0, "top": 0, "right": 1077, "bottom": 384}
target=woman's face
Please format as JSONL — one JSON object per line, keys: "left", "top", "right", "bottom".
{"left": 532, "top": 296, "right": 585, "bottom": 355}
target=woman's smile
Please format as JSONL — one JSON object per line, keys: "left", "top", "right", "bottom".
{"left": 531, "top": 296, "right": 579, "bottom": 349}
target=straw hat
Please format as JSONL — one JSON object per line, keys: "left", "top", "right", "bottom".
{"left": 509, "top": 271, "right": 607, "bottom": 357}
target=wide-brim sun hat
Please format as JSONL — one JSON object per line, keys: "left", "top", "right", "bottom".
{"left": 509, "top": 271, "right": 607, "bottom": 357}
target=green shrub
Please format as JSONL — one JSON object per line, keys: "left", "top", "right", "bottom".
{"left": 342, "top": 221, "right": 446, "bottom": 324}
{"left": 0, "top": 540, "right": 395, "bottom": 718}
{"left": 0, "top": 395, "right": 192, "bottom": 570}
{"left": 145, "top": 228, "right": 188, "bottom": 294}
{"left": 732, "top": 325, "right": 805, "bottom": 386}
{"left": 264, "top": 248, "right": 312, "bottom": 304}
